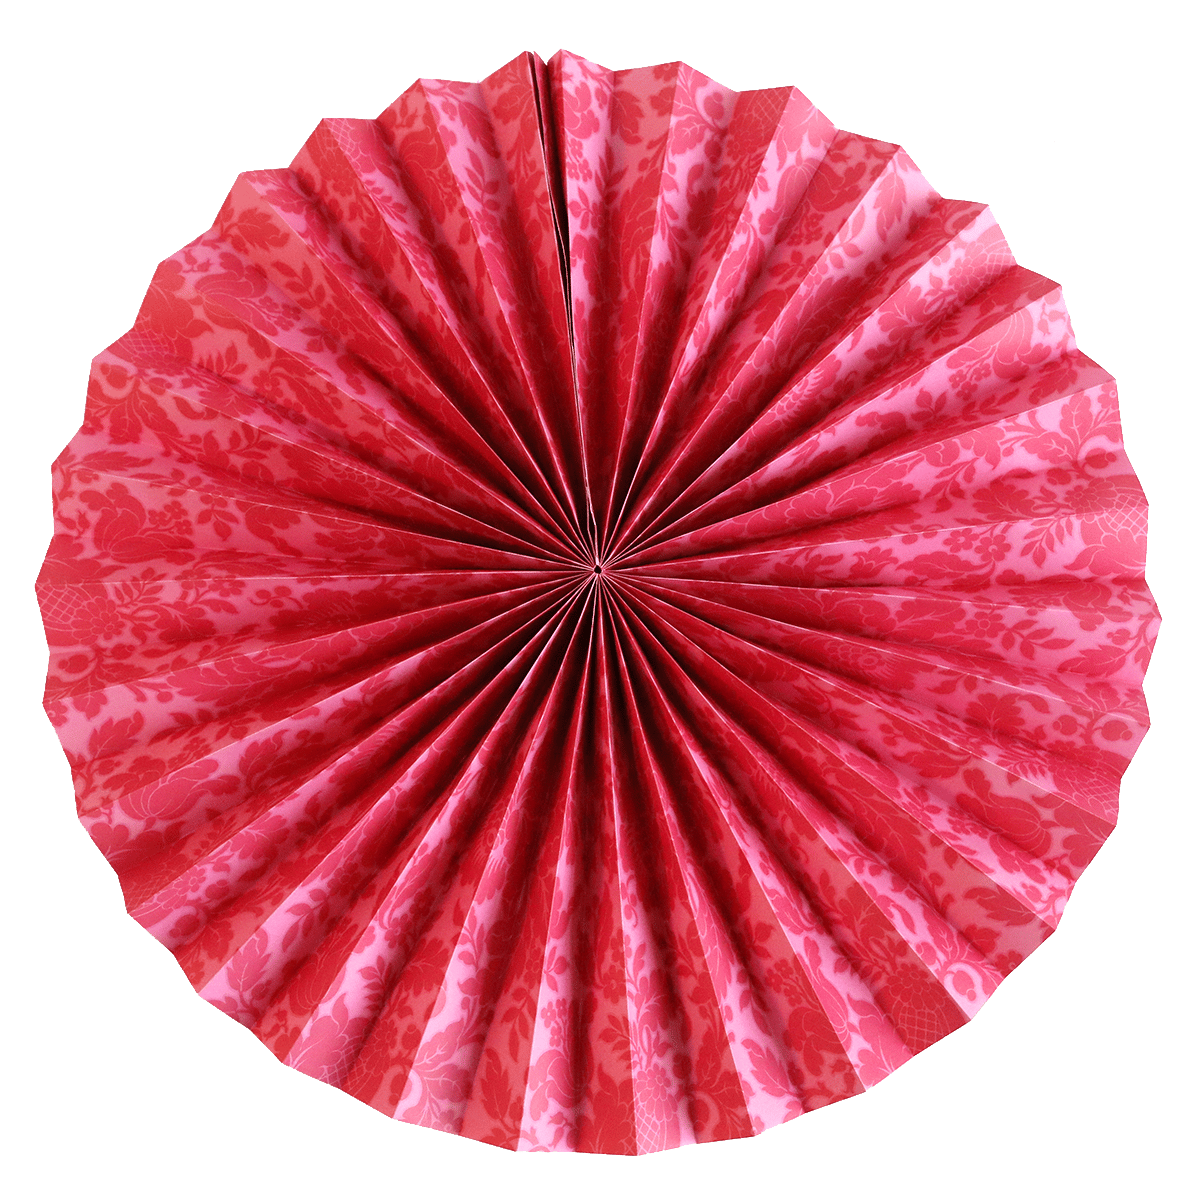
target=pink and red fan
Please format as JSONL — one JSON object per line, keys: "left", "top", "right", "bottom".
{"left": 38, "top": 50, "right": 1156, "bottom": 1154}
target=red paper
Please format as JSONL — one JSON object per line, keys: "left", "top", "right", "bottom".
{"left": 38, "top": 50, "right": 1157, "bottom": 1153}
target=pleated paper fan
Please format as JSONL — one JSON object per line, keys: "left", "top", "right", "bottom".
{"left": 38, "top": 49, "right": 1157, "bottom": 1154}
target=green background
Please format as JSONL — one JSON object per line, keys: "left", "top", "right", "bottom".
{"left": 7, "top": 2, "right": 1190, "bottom": 1190}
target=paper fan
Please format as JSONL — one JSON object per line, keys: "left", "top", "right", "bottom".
{"left": 38, "top": 49, "right": 1157, "bottom": 1154}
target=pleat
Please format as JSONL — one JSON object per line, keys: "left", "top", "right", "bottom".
{"left": 38, "top": 49, "right": 1156, "bottom": 1155}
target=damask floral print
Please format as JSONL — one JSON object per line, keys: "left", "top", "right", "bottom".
{"left": 38, "top": 50, "right": 1156, "bottom": 1154}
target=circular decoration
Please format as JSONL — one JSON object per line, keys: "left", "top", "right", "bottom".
{"left": 38, "top": 50, "right": 1157, "bottom": 1153}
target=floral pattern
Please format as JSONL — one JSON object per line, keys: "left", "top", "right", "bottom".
{"left": 38, "top": 50, "right": 1157, "bottom": 1154}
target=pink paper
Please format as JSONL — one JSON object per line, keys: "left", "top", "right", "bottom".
{"left": 38, "top": 50, "right": 1157, "bottom": 1153}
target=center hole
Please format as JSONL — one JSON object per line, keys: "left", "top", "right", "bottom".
{"left": 592, "top": 564, "right": 603, "bottom": 575}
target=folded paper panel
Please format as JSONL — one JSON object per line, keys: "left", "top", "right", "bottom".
{"left": 38, "top": 50, "right": 1157, "bottom": 1154}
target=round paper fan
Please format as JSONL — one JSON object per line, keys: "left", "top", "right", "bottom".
{"left": 38, "top": 49, "right": 1157, "bottom": 1154}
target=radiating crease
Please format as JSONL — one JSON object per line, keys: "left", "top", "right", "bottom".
{"left": 605, "top": 584, "right": 1005, "bottom": 1000}
{"left": 620, "top": 477, "right": 1146, "bottom": 592}
{"left": 461, "top": 618, "right": 598, "bottom": 1149}
{"left": 619, "top": 585, "right": 1070, "bottom": 950}
{"left": 235, "top": 169, "right": 583, "bottom": 547}
{"left": 41, "top": 555, "right": 571, "bottom": 587}
{"left": 77, "top": 578, "right": 585, "bottom": 829}
{"left": 40, "top": 569, "right": 575, "bottom": 660}
{"left": 177, "top": 211, "right": 587, "bottom": 558}
{"left": 595, "top": 64, "right": 700, "bottom": 549}
{"left": 616, "top": 581, "right": 1084, "bottom": 922}
{"left": 415, "top": 77, "right": 588, "bottom": 523}
{"left": 609, "top": 265, "right": 1051, "bottom": 564}
{"left": 92, "top": 348, "right": 583, "bottom": 559}
{"left": 607, "top": 594, "right": 845, "bottom": 1121}
{"left": 302, "top": 587, "right": 594, "bottom": 1108}
{"left": 66, "top": 452, "right": 577, "bottom": 566}
{"left": 604, "top": 588, "right": 969, "bottom": 1051}
{"left": 603, "top": 91, "right": 836, "bottom": 552}
{"left": 609, "top": 142, "right": 945, "bottom": 554}
{"left": 283, "top": 116, "right": 588, "bottom": 551}
{"left": 588, "top": 591, "right": 641, "bottom": 1130}
{"left": 55, "top": 575, "right": 572, "bottom": 712}
{"left": 604, "top": 597, "right": 868, "bottom": 1113}
{"left": 611, "top": 573, "right": 1154, "bottom": 646}
{"left": 601, "top": 592, "right": 712, "bottom": 1147}
{"left": 619, "top": 574, "right": 1142, "bottom": 781}
{"left": 607, "top": 590, "right": 912, "bottom": 1086}
{"left": 514, "top": 591, "right": 612, "bottom": 1150}
{"left": 179, "top": 583, "right": 593, "bottom": 1006}
{"left": 426, "top": 599, "right": 599, "bottom": 1141}
{"left": 104, "top": 588, "right": 590, "bottom": 919}
{"left": 618, "top": 303, "right": 1088, "bottom": 561}
{"left": 595, "top": 73, "right": 820, "bottom": 556}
